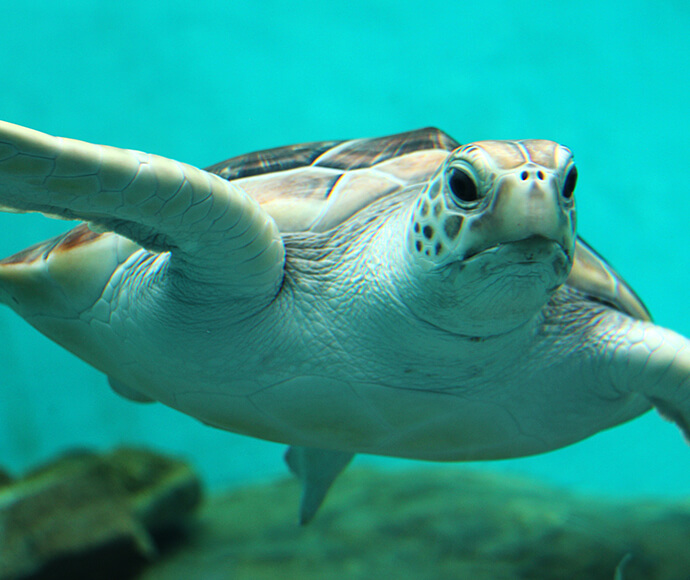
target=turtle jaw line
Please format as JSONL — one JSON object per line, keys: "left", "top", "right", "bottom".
{"left": 442, "top": 235, "right": 574, "bottom": 292}
{"left": 405, "top": 234, "right": 571, "bottom": 338}
{"left": 457, "top": 235, "right": 571, "bottom": 267}
{"left": 407, "top": 235, "right": 573, "bottom": 338}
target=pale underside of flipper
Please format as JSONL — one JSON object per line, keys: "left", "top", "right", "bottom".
{"left": 0, "top": 121, "right": 285, "bottom": 298}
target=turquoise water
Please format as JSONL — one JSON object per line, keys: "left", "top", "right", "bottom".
{"left": 0, "top": 0, "right": 688, "bottom": 499}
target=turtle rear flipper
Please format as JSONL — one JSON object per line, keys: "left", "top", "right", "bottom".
{"left": 0, "top": 121, "right": 285, "bottom": 299}
{"left": 285, "top": 446, "right": 354, "bottom": 525}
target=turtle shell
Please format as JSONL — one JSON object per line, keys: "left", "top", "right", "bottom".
{"left": 206, "top": 127, "right": 458, "bottom": 233}
{"left": 207, "top": 127, "right": 651, "bottom": 322}
{"left": 1, "top": 127, "right": 650, "bottom": 323}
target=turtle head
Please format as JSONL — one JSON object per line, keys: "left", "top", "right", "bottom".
{"left": 403, "top": 139, "right": 577, "bottom": 336}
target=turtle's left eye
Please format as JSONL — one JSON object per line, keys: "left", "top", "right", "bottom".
{"left": 448, "top": 168, "right": 479, "bottom": 205}
{"left": 562, "top": 166, "right": 577, "bottom": 199}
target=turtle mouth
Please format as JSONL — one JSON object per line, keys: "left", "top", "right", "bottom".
{"left": 461, "top": 235, "right": 570, "bottom": 263}
{"left": 453, "top": 236, "right": 573, "bottom": 283}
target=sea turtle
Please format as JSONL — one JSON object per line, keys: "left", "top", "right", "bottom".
{"left": 0, "top": 122, "right": 688, "bottom": 523}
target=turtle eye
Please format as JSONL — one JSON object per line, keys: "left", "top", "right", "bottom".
{"left": 447, "top": 168, "right": 479, "bottom": 205}
{"left": 562, "top": 166, "right": 577, "bottom": 199}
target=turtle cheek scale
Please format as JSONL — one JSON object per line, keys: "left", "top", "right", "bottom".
{"left": 407, "top": 192, "right": 463, "bottom": 268}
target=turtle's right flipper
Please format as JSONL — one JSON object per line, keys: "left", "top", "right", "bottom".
{"left": 0, "top": 121, "right": 285, "bottom": 298}
{"left": 284, "top": 446, "right": 354, "bottom": 525}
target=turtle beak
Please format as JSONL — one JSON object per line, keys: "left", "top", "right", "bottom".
{"left": 461, "top": 168, "right": 576, "bottom": 264}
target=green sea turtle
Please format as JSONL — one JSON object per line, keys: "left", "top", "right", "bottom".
{"left": 0, "top": 122, "right": 688, "bottom": 523}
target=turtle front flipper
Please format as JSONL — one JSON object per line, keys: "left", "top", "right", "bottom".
{"left": 605, "top": 313, "right": 690, "bottom": 441}
{"left": 0, "top": 121, "right": 285, "bottom": 298}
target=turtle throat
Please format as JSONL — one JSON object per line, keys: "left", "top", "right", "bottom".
{"left": 400, "top": 235, "right": 571, "bottom": 337}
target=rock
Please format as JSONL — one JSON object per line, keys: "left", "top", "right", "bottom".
{"left": 0, "top": 469, "right": 11, "bottom": 488}
{"left": 0, "top": 448, "right": 202, "bottom": 580}
{"left": 140, "top": 467, "right": 690, "bottom": 580}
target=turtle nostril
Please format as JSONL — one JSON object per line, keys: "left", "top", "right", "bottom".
{"left": 521, "top": 171, "right": 528, "bottom": 181}
{"left": 537, "top": 170, "right": 545, "bottom": 180}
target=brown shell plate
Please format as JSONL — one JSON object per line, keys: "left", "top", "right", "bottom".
{"left": 205, "top": 127, "right": 459, "bottom": 233}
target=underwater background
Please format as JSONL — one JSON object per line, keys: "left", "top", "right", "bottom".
{"left": 0, "top": 0, "right": 688, "bottom": 500}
